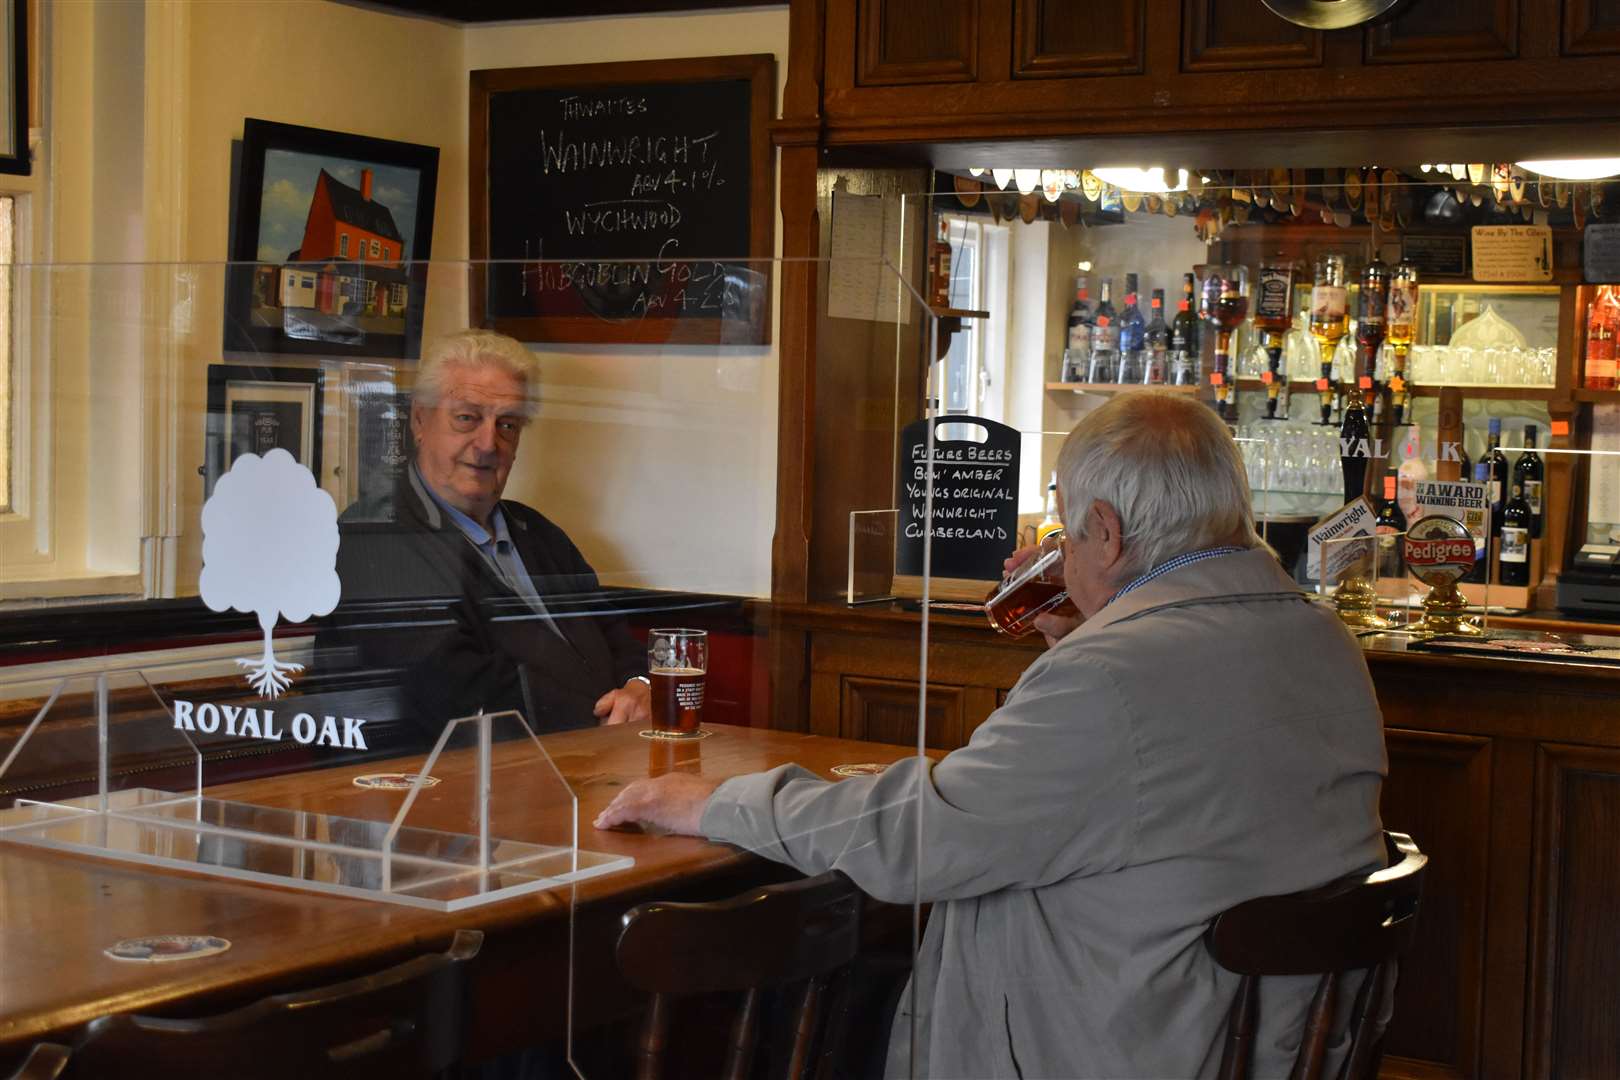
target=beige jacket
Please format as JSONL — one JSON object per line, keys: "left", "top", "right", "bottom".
{"left": 702, "top": 548, "right": 1388, "bottom": 1078}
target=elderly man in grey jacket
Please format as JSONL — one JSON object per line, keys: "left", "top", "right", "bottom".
{"left": 596, "top": 391, "right": 1387, "bottom": 1079}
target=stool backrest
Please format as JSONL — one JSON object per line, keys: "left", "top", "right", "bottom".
{"left": 616, "top": 871, "right": 864, "bottom": 1080}
{"left": 1206, "top": 831, "right": 1427, "bottom": 1080}
{"left": 65, "top": 928, "right": 482, "bottom": 1080}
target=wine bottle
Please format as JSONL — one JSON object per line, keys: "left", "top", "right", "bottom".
{"left": 1465, "top": 462, "right": 1490, "bottom": 584}
{"left": 1376, "top": 474, "right": 1407, "bottom": 580}
{"left": 1087, "top": 278, "right": 1119, "bottom": 383}
{"left": 1483, "top": 417, "right": 1509, "bottom": 537}
{"left": 1144, "top": 289, "right": 1169, "bottom": 385}
{"left": 1514, "top": 424, "right": 1544, "bottom": 539}
{"left": 1499, "top": 482, "right": 1532, "bottom": 586}
{"left": 1118, "top": 273, "right": 1145, "bottom": 385}
{"left": 1064, "top": 271, "right": 1093, "bottom": 383}
{"left": 1170, "top": 273, "right": 1201, "bottom": 386}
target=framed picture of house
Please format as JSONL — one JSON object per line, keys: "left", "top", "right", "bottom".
{"left": 225, "top": 119, "right": 439, "bottom": 359}
{"left": 204, "top": 364, "right": 324, "bottom": 500}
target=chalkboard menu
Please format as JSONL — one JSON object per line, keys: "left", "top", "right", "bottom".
{"left": 895, "top": 417, "right": 1022, "bottom": 585}
{"left": 471, "top": 55, "right": 774, "bottom": 345}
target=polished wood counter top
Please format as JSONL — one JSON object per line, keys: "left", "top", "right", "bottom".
{"left": 0, "top": 723, "right": 921, "bottom": 1053}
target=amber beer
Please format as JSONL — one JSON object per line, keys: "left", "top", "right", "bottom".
{"left": 647, "top": 628, "right": 708, "bottom": 737}
{"left": 985, "top": 530, "right": 1078, "bottom": 638}
{"left": 651, "top": 667, "right": 705, "bottom": 734}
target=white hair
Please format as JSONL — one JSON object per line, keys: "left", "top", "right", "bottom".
{"left": 1056, "top": 391, "right": 1260, "bottom": 586}
{"left": 414, "top": 328, "right": 540, "bottom": 417}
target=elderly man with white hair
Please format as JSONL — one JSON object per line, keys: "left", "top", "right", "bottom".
{"left": 323, "top": 328, "right": 650, "bottom": 742}
{"left": 597, "top": 391, "right": 1387, "bottom": 1078}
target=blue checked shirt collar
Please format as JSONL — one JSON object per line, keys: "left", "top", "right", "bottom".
{"left": 1106, "top": 546, "right": 1246, "bottom": 608}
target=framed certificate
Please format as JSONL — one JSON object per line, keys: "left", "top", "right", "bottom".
{"left": 204, "top": 364, "right": 324, "bottom": 499}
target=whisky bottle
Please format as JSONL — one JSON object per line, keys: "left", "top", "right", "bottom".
{"left": 1310, "top": 254, "right": 1350, "bottom": 425}
{"left": 1036, "top": 472, "right": 1063, "bottom": 542}
{"left": 1499, "top": 483, "right": 1532, "bottom": 586}
{"left": 1386, "top": 261, "right": 1419, "bottom": 424}
{"left": 1199, "top": 265, "right": 1251, "bottom": 423}
{"left": 1514, "top": 425, "right": 1544, "bottom": 539}
{"left": 1253, "top": 262, "right": 1296, "bottom": 419}
{"left": 1356, "top": 258, "right": 1390, "bottom": 410}
{"left": 1585, "top": 284, "right": 1618, "bottom": 391}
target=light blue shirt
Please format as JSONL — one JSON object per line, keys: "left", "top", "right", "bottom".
{"left": 412, "top": 464, "right": 564, "bottom": 638}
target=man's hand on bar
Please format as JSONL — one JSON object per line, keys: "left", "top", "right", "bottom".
{"left": 594, "top": 677, "right": 653, "bottom": 726}
{"left": 594, "top": 772, "right": 721, "bottom": 836}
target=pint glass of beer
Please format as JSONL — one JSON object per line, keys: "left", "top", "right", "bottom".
{"left": 648, "top": 628, "right": 708, "bottom": 737}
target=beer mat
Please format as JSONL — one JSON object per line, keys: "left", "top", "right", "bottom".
{"left": 105, "top": 935, "right": 232, "bottom": 963}
{"left": 831, "top": 762, "right": 890, "bottom": 777}
{"left": 1408, "top": 636, "right": 1620, "bottom": 664}
{"left": 638, "top": 727, "right": 714, "bottom": 741}
{"left": 353, "top": 773, "right": 441, "bottom": 790}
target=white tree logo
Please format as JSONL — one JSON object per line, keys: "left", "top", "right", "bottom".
{"left": 200, "top": 449, "right": 341, "bottom": 698}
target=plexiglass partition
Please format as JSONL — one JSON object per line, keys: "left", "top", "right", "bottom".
{"left": 0, "top": 256, "right": 935, "bottom": 1078}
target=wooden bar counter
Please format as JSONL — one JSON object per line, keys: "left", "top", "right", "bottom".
{"left": 773, "top": 601, "right": 1620, "bottom": 1080}
{"left": 0, "top": 723, "right": 921, "bottom": 1069}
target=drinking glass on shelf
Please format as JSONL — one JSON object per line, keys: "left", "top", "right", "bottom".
{"left": 1537, "top": 347, "right": 1556, "bottom": 385}
{"left": 1484, "top": 346, "right": 1505, "bottom": 385}
{"left": 1442, "top": 345, "right": 1468, "bottom": 385}
{"left": 646, "top": 628, "right": 708, "bottom": 739}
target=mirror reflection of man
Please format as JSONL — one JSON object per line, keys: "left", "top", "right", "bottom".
{"left": 321, "top": 329, "right": 650, "bottom": 744}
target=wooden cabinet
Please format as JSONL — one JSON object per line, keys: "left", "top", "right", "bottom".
{"left": 855, "top": 0, "right": 977, "bottom": 84}
{"left": 1563, "top": 0, "right": 1620, "bottom": 54}
{"left": 1013, "top": 0, "right": 1145, "bottom": 77}
{"left": 1363, "top": 0, "right": 1520, "bottom": 64}
{"left": 1182, "top": 0, "right": 1323, "bottom": 72}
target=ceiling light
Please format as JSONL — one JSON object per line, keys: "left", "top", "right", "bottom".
{"left": 968, "top": 167, "right": 986, "bottom": 177}
{"left": 1014, "top": 169, "right": 1041, "bottom": 195}
{"left": 1517, "top": 158, "right": 1620, "bottom": 181}
{"left": 1090, "top": 167, "right": 1189, "bottom": 194}
{"left": 991, "top": 168, "right": 1014, "bottom": 191}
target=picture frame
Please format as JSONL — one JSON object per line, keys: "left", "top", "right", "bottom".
{"left": 204, "top": 365, "right": 324, "bottom": 500}
{"left": 0, "top": 0, "right": 29, "bottom": 176}
{"left": 225, "top": 119, "right": 439, "bottom": 359}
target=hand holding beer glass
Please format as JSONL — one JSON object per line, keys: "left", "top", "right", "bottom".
{"left": 646, "top": 628, "right": 708, "bottom": 739}
{"left": 986, "top": 531, "right": 1080, "bottom": 644}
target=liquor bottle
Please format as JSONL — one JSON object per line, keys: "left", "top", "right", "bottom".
{"left": 1386, "top": 261, "right": 1419, "bottom": 424}
{"left": 1064, "top": 271, "right": 1093, "bottom": 382}
{"left": 1144, "top": 289, "right": 1170, "bottom": 384}
{"left": 1118, "top": 273, "right": 1146, "bottom": 384}
{"left": 1514, "top": 425, "right": 1544, "bottom": 539}
{"left": 1499, "top": 483, "right": 1532, "bottom": 587}
{"left": 1465, "top": 462, "right": 1490, "bottom": 584}
{"left": 1456, "top": 432, "right": 1472, "bottom": 487}
{"left": 1585, "top": 284, "right": 1618, "bottom": 391}
{"left": 1356, "top": 258, "right": 1390, "bottom": 411}
{"left": 1199, "top": 265, "right": 1251, "bottom": 423}
{"left": 1036, "top": 473, "right": 1063, "bottom": 542}
{"left": 1376, "top": 474, "right": 1407, "bottom": 580}
{"left": 1253, "top": 261, "right": 1296, "bottom": 419}
{"left": 1170, "top": 273, "right": 1201, "bottom": 386}
{"left": 1087, "top": 278, "right": 1119, "bottom": 383}
{"left": 1339, "top": 377, "right": 1370, "bottom": 504}
{"left": 1483, "top": 418, "right": 1509, "bottom": 536}
{"left": 1310, "top": 254, "right": 1350, "bottom": 425}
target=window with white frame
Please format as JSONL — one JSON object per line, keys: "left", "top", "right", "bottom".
{"left": 937, "top": 214, "right": 1010, "bottom": 424}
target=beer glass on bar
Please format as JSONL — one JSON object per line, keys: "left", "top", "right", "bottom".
{"left": 647, "top": 628, "right": 708, "bottom": 739}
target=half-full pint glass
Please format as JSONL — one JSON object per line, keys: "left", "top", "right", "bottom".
{"left": 648, "top": 628, "right": 708, "bottom": 736}
{"left": 984, "top": 530, "right": 1078, "bottom": 638}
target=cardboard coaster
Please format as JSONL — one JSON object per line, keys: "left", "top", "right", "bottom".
{"left": 637, "top": 727, "right": 714, "bottom": 742}
{"left": 105, "top": 935, "right": 232, "bottom": 963}
{"left": 353, "top": 773, "right": 441, "bottom": 791}
{"left": 831, "top": 762, "right": 890, "bottom": 778}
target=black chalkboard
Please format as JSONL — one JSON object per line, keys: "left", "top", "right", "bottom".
{"left": 471, "top": 55, "right": 774, "bottom": 345}
{"left": 896, "top": 416, "right": 1022, "bottom": 583}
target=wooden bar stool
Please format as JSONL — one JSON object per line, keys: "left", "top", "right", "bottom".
{"left": 1207, "top": 831, "right": 1427, "bottom": 1080}
{"left": 616, "top": 871, "right": 865, "bottom": 1080}
{"left": 61, "top": 929, "right": 482, "bottom": 1080}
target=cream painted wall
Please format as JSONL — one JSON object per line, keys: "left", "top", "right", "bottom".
{"left": 463, "top": 10, "right": 789, "bottom": 597}
{"left": 166, "top": 1, "right": 468, "bottom": 593}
